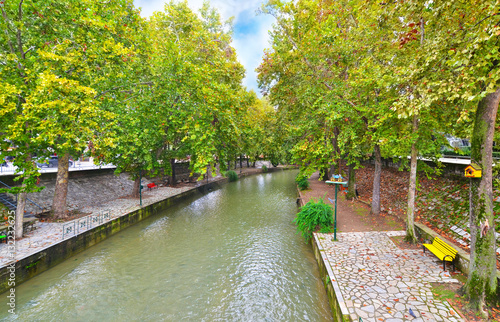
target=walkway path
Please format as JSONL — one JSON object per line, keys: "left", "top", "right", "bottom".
{"left": 315, "top": 231, "right": 462, "bottom": 321}
{"left": 302, "top": 172, "right": 463, "bottom": 321}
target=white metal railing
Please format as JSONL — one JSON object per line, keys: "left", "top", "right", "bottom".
{"left": 62, "top": 211, "right": 111, "bottom": 239}
{"left": 0, "top": 162, "right": 116, "bottom": 176}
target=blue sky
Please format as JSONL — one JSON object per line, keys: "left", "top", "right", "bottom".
{"left": 133, "top": 0, "right": 275, "bottom": 96}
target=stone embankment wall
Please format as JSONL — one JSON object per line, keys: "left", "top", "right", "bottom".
{"left": 1, "top": 161, "right": 274, "bottom": 216}
{"left": 2, "top": 170, "right": 137, "bottom": 215}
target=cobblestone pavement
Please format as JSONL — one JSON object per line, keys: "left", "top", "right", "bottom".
{"left": 315, "top": 231, "right": 463, "bottom": 322}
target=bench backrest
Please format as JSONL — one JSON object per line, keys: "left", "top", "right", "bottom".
{"left": 433, "top": 237, "right": 457, "bottom": 257}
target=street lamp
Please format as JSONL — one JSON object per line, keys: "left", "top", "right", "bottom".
{"left": 139, "top": 170, "right": 143, "bottom": 207}
{"left": 326, "top": 175, "right": 347, "bottom": 241}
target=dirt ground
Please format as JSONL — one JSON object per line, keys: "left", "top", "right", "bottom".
{"left": 298, "top": 172, "right": 405, "bottom": 233}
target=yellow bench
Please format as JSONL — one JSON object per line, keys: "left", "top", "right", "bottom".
{"left": 423, "top": 236, "right": 457, "bottom": 271}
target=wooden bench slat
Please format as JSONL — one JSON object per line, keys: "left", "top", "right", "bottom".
{"left": 433, "top": 243, "right": 457, "bottom": 257}
{"left": 423, "top": 244, "right": 454, "bottom": 261}
{"left": 434, "top": 237, "right": 458, "bottom": 255}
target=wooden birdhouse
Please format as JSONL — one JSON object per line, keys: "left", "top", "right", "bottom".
{"left": 465, "top": 163, "right": 482, "bottom": 178}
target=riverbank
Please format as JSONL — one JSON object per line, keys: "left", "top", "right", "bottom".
{"left": 299, "top": 173, "right": 464, "bottom": 321}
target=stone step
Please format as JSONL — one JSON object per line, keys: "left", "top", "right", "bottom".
{"left": 0, "top": 193, "right": 16, "bottom": 211}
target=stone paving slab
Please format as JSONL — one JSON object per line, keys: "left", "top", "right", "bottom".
{"left": 315, "top": 231, "right": 463, "bottom": 322}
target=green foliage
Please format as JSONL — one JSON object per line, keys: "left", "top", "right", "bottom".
{"left": 295, "top": 173, "right": 310, "bottom": 190}
{"left": 226, "top": 170, "right": 238, "bottom": 182}
{"left": 261, "top": 165, "right": 268, "bottom": 172}
{"left": 293, "top": 198, "right": 333, "bottom": 242}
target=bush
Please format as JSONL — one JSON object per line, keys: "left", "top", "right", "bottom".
{"left": 295, "top": 173, "right": 309, "bottom": 190}
{"left": 226, "top": 170, "right": 238, "bottom": 182}
{"left": 261, "top": 165, "right": 268, "bottom": 172}
{"left": 293, "top": 198, "right": 333, "bottom": 242}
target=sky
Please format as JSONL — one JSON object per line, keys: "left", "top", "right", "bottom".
{"left": 133, "top": 0, "right": 275, "bottom": 96}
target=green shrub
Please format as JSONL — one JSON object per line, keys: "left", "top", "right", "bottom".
{"left": 226, "top": 170, "right": 238, "bottom": 182}
{"left": 293, "top": 198, "right": 333, "bottom": 242}
{"left": 295, "top": 173, "right": 309, "bottom": 190}
{"left": 262, "top": 165, "right": 268, "bottom": 172}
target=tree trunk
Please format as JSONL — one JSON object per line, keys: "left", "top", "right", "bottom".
{"left": 320, "top": 167, "right": 329, "bottom": 181}
{"left": 346, "top": 163, "right": 356, "bottom": 200}
{"left": 215, "top": 162, "right": 221, "bottom": 177}
{"left": 15, "top": 191, "right": 26, "bottom": 240}
{"left": 329, "top": 162, "right": 335, "bottom": 180}
{"left": 247, "top": 158, "right": 250, "bottom": 168}
{"left": 132, "top": 175, "right": 141, "bottom": 198}
{"left": 227, "top": 160, "right": 230, "bottom": 171}
{"left": 234, "top": 155, "right": 237, "bottom": 169}
{"left": 332, "top": 127, "right": 340, "bottom": 175}
{"left": 405, "top": 115, "right": 419, "bottom": 243}
{"left": 14, "top": 153, "right": 32, "bottom": 239}
{"left": 170, "top": 158, "right": 176, "bottom": 186}
{"left": 252, "top": 161, "right": 256, "bottom": 168}
{"left": 371, "top": 144, "right": 382, "bottom": 215}
{"left": 404, "top": 17, "right": 424, "bottom": 243}
{"left": 464, "top": 88, "right": 500, "bottom": 316}
{"left": 52, "top": 153, "right": 70, "bottom": 219}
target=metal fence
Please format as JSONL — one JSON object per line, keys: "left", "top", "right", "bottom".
{"left": 62, "top": 211, "right": 111, "bottom": 239}
{"left": 0, "top": 164, "right": 16, "bottom": 174}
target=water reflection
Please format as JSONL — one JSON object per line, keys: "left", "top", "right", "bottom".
{"left": 1, "top": 170, "right": 332, "bottom": 321}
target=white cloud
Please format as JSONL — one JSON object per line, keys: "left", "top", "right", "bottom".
{"left": 133, "top": 0, "right": 274, "bottom": 96}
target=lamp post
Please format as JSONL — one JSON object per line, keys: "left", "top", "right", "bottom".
{"left": 326, "top": 176, "right": 347, "bottom": 241}
{"left": 139, "top": 170, "right": 143, "bottom": 207}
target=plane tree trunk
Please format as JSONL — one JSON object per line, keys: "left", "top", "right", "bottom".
{"left": 132, "top": 175, "right": 141, "bottom": 198}
{"left": 346, "top": 162, "right": 356, "bottom": 200}
{"left": 463, "top": 88, "right": 500, "bottom": 316}
{"left": 405, "top": 115, "right": 419, "bottom": 243}
{"left": 52, "top": 153, "right": 70, "bottom": 219}
{"left": 371, "top": 144, "right": 382, "bottom": 215}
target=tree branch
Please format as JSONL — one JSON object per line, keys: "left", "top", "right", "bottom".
{"left": 0, "top": 6, "right": 16, "bottom": 54}
{"left": 94, "top": 82, "right": 153, "bottom": 99}
{"left": 270, "top": 10, "right": 357, "bottom": 108}
{"left": 17, "top": 0, "right": 25, "bottom": 59}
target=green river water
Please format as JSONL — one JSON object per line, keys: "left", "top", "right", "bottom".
{"left": 1, "top": 170, "right": 332, "bottom": 321}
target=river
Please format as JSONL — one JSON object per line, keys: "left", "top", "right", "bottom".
{"left": 2, "top": 170, "right": 332, "bottom": 321}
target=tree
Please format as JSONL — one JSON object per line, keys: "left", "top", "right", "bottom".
{"left": 391, "top": 0, "right": 499, "bottom": 312}
{"left": 466, "top": 90, "right": 499, "bottom": 313}
{"left": 99, "top": 1, "right": 248, "bottom": 192}
{"left": 0, "top": 0, "right": 144, "bottom": 219}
